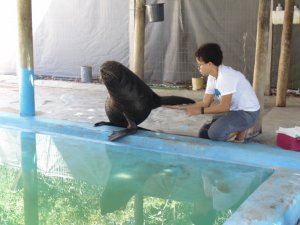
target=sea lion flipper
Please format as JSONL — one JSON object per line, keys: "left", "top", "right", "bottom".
{"left": 109, "top": 113, "right": 137, "bottom": 141}
{"left": 109, "top": 128, "right": 137, "bottom": 141}
{"left": 94, "top": 121, "right": 115, "bottom": 127}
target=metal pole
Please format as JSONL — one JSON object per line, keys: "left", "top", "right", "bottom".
{"left": 276, "top": 0, "right": 295, "bottom": 107}
{"left": 17, "top": 0, "right": 35, "bottom": 116}
{"left": 132, "top": 0, "right": 145, "bottom": 79}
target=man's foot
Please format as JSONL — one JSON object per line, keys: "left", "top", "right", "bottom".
{"left": 227, "top": 134, "right": 237, "bottom": 142}
{"left": 245, "top": 127, "right": 262, "bottom": 140}
{"left": 234, "top": 129, "right": 249, "bottom": 143}
{"left": 227, "top": 129, "right": 249, "bottom": 143}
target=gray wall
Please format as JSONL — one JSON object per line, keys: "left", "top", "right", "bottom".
{"left": 143, "top": 0, "right": 300, "bottom": 89}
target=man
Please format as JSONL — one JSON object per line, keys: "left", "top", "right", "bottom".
{"left": 173, "top": 43, "right": 260, "bottom": 142}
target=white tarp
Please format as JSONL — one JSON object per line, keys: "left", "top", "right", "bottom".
{"left": 0, "top": 0, "right": 129, "bottom": 79}
{"left": 1, "top": 0, "right": 299, "bottom": 87}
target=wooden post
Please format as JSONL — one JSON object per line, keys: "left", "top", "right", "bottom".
{"left": 132, "top": 0, "right": 145, "bottom": 79}
{"left": 265, "top": 0, "right": 274, "bottom": 96}
{"left": 276, "top": 0, "right": 295, "bottom": 107}
{"left": 253, "top": 0, "right": 271, "bottom": 130}
{"left": 17, "top": 0, "right": 35, "bottom": 116}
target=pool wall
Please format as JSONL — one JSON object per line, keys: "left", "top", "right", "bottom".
{"left": 0, "top": 112, "right": 300, "bottom": 224}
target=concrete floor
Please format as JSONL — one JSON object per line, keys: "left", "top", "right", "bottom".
{"left": 1, "top": 75, "right": 299, "bottom": 147}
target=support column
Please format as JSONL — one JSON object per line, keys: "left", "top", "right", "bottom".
{"left": 276, "top": 0, "right": 295, "bottom": 107}
{"left": 265, "top": 0, "right": 274, "bottom": 96}
{"left": 253, "top": 0, "right": 271, "bottom": 129}
{"left": 17, "top": 0, "right": 35, "bottom": 116}
{"left": 132, "top": 0, "right": 145, "bottom": 79}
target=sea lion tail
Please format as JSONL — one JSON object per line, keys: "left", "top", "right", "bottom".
{"left": 160, "top": 96, "right": 195, "bottom": 106}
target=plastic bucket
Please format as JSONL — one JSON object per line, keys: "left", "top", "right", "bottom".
{"left": 192, "top": 77, "right": 204, "bottom": 90}
{"left": 146, "top": 3, "right": 164, "bottom": 22}
{"left": 81, "top": 66, "right": 92, "bottom": 83}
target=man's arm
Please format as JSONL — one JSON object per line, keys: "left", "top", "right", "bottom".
{"left": 203, "top": 94, "right": 232, "bottom": 114}
{"left": 183, "top": 93, "right": 214, "bottom": 115}
{"left": 167, "top": 93, "right": 216, "bottom": 115}
{"left": 201, "top": 93, "right": 215, "bottom": 107}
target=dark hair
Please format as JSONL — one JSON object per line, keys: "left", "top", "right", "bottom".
{"left": 194, "top": 43, "right": 223, "bottom": 66}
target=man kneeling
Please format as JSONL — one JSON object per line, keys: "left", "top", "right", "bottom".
{"left": 173, "top": 43, "right": 260, "bottom": 143}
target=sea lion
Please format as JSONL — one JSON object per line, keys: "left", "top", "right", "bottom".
{"left": 95, "top": 61, "right": 195, "bottom": 141}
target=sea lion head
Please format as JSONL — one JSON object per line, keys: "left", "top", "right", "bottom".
{"left": 100, "top": 60, "right": 145, "bottom": 100}
{"left": 100, "top": 61, "right": 129, "bottom": 86}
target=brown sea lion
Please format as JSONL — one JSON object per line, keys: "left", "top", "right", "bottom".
{"left": 95, "top": 61, "right": 195, "bottom": 141}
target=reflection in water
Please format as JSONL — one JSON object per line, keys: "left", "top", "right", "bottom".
{"left": 0, "top": 126, "right": 273, "bottom": 225}
{"left": 21, "top": 131, "right": 38, "bottom": 225}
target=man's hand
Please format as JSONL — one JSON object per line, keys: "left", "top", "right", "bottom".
{"left": 185, "top": 104, "right": 201, "bottom": 115}
{"left": 164, "top": 104, "right": 189, "bottom": 110}
{"left": 165, "top": 103, "right": 202, "bottom": 116}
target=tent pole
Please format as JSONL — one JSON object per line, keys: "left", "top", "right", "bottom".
{"left": 17, "top": 0, "right": 35, "bottom": 116}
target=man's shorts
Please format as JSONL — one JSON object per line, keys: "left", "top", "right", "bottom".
{"left": 199, "top": 110, "right": 260, "bottom": 141}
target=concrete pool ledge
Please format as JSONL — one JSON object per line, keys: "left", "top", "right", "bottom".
{"left": 0, "top": 112, "right": 300, "bottom": 224}
{"left": 224, "top": 169, "right": 300, "bottom": 225}
{"left": 0, "top": 112, "right": 299, "bottom": 171}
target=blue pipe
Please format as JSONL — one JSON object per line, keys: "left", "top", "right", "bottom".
{"left": 19, "top": 68, "right": 35, "bottom": 116}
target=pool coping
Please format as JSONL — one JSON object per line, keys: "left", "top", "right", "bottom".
{"left": 0, "top": 112, "right": 300, "bottom": 224}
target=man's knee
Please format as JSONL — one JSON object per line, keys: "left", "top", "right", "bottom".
{"left": 207, "top": 128, "right": 228, "bottom": 141}
{"left": 198, "top": 122, "right": 211, "bottom": 139}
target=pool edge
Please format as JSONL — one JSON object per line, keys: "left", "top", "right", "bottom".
{"left": 1, "top": 112, "right": 300, "bottom": 224}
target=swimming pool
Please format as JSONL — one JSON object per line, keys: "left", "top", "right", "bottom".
{"left": 0, "top": 112, "right": 300, "bottom": 224}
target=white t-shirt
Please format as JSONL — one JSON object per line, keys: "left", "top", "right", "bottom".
{"left": 205, "top": 65, "right": 260, "bottom": 111}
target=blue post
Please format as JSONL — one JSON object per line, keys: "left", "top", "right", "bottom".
{"left": 19, "top": 68, "right": 35, "bottom": 116}
{"left": 17, "top": 0, "right": 35, "bottom": 117}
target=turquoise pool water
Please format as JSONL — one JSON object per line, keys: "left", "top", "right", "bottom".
{"left": 0, "top": 125, "right": 273, "bottom": 225}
